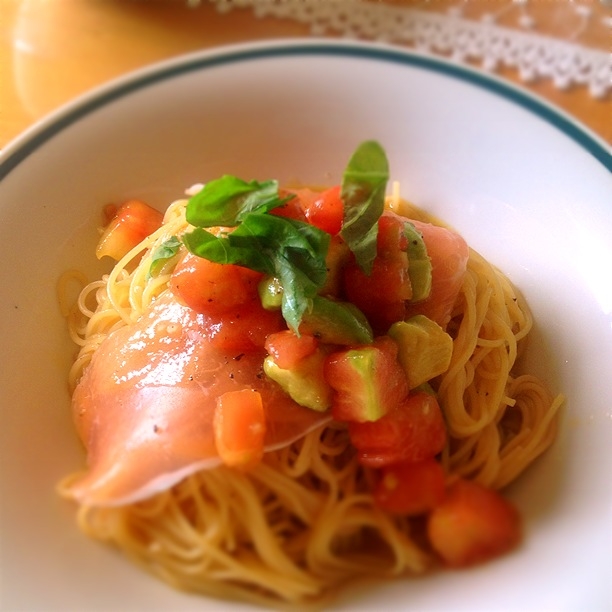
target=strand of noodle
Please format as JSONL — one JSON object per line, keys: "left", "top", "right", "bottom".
{"left": 438, "top": 248, "right": 548, "bottom": 485}
{"left": 450, "top": 423, "right": 503, "bottom": 486}
{"left": 494, "top": 381, "right": 563, "bottom": 488}
{"left": 77, "top": 279, "right": 107, "bottom": 319}
{"left": 274, "top": 424, "right": 327, "bottom": 479}
{"left": 251, "top": 461, "right": 325, "bottom": 525}
{"left": 99, "top": 470, "right": 323, "bottom": 602}
{"left": 440, "top": 266, "right": 490, "bottom": 387}
{"left": 105, "top": 257, "right": 138, "bottom": 324}
{"left": 206, "top": 469, "right": 318, "bottom": 587}
{"left": 305, "top": 493, "right": 429, "bottom": 578}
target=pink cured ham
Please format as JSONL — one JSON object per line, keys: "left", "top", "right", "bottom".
{"left": 405, "top": 219, "right": 469, "bottom": 329}
{"left": 67, "top": 293, "right": 330, "bottom": 507}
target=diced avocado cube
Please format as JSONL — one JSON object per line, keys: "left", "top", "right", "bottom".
{"left": 404, "top": 221, "right": 432, "bottom": 302}
{"left": 299, "top": 295, "right": 373, "bottom": 346}
{"left": 263, "top": 351, "right": 332, "bottom": 412}
{"left": 326, "top": 337, "right": 408, "bottom": 422}
{"left": 335, "top": 347, "right": 389, "bottom": 421}
{"left": 388, "top": 315, "right": 453, "bottom": 389}
{"left": 258, "top": 276, "right": 283, "bottom": 310}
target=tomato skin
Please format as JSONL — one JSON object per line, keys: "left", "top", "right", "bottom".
{"left": 343, "top": 213, "right": 412, "bottom": 333}
{"left": 206, "top": 304, "right": 284, "bottom": 353}
{"left": 377, "top": 212, "right": 409, "bottom": 255}
{"left": 303, "top": 186, "right": 344, "bottom": 235}
{"left": 427, "top": 479, "right": 521, "bottom": 567}
{"left": 214, "top": 389, "right": 266, "bottom": 470}
{"left": 265, "top": 330, "right": 319, "bottom": 370}
{"left": 96, "top": 199, "right": 163, "bottom": 261}
{"left": 271, "top": 190, "right": 308, "bottom": 222}
{"left": 170, "top": 252, "right": 263, "bottom": 316}
{"left": 274, "top": 186, "right": 343, "bottom": 234}
{"left": 325, "top": 336, "right": 409, "bottom": 423}
{"left": 348, "top": 391, "right": 447, "bottom": 467}
{"left": 374, "top": 458, "right": 446, "bottom": 516}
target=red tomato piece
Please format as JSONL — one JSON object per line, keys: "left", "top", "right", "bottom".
{"left": 96, "top": 199, "right": 163, "bottom": 261}
{"left": 206, "top": 304, "right": 284, "bottom": 353}
{"left": 214, "top": 389, "right": 266, "bottom": 470}
{"left": 170, "top": 252, "right": 263, "bottom": 316}
{"left": 348, "top": 391, "right": 447, "bottom": 467}
{"left": 374, "top": 458, "right": 446, "bottom": 516}
{"left": 343, "top": 213, "right": 412, "bottom": 333}
{"left": 303, "top": 185, "right": 344, "bottom": 235}
{"left": 377, "top": 212, "right": 409, "bottom": 255}
{"left": 427, "top": 479, "right": 521, "bottom": 567}
{"left": 265, "top": 330, "right": 319, "bottom": 370}
{"left": 325, "top": 336, "right": 408, "bottom": 423}
{"left": 271, "top": 190, "right": 308, "bottom": 222}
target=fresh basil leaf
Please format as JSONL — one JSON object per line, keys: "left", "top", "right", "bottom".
{"left": 148, "top": 236, "right": 182, "bottom": 279}
{"left": 182, "top": 226, "right": 273, "bottom": 274}
{"left": 340, "top": 140, "right": 389, "bottom": 274}
{"left": 182, "top": 213, "right": 330, "bottom": 331}
{"left": 185, "top": 176, "right": 288, "bottom": 227}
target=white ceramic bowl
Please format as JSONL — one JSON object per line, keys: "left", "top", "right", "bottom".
{"left": 1, "top": 40, "right": 611, "bottom": 611}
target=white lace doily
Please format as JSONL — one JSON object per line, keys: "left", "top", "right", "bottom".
{"left": 203, "top": 0, "right": 611, "bottom": 98}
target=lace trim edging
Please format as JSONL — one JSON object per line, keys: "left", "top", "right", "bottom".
{"left": 210, "top": 0, "right": 611, "bottom": 98}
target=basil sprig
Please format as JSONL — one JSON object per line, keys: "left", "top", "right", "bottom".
{"left": 182, "top": 178, "right": 330, "bottom": 332}
{"left": 177, "top": 141, "right": 390, "bottom": 330}
{"left": 340, "top": 140, "right": 389, "bottom": 274}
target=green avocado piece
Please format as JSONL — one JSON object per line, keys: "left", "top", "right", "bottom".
{"left": 299, "top": 295, "right": 373, "bottom": 345}
{"left": 263, "top": 351, "right": 332, "bottom": 412}
{"left": 337, "top": 346, "right": 390, "bottom": 421}
{"left": 258, "top": 276, "right": 283, "bottom": 310}
{"left": 403, "top": 221, "right": 432, "bottom": 302}
{"left": 388, "top": 315, "right": 453, "bottom": 389}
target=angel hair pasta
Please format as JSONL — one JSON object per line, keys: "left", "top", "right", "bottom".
{"left": 59, "top": 142, "right": 562, "bottom": 606}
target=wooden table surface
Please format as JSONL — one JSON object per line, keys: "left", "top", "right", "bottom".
{"left": 1, "top": 0, "right": 610, "bottom": 148}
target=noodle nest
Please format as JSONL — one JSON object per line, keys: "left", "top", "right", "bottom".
{"left": 60, "top": 196, "right": 562, "bottom": 606}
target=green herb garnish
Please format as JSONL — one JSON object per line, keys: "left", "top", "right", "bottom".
{"left": 183, "top": 186, "right": 330, "bottom": 332}
{"left": 340, "top": 140, "right": 389, "bottom": 274}
{"left": 148, "top": 236, "right": 182, "bottom": 278}
{"left": 179, "top": 141, "right": 390, "bottom": 330}
{"left": 185, "top": 176, "right": 289, "bottom": 227}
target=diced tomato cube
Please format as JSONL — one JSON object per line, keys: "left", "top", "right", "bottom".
{"left": 325, "top": 336, "right": 408, "bottom": 423}
{"left": 265, "top": 330, "right": 319, "bottom": 370}
{"left": 377, "top": 212, "right": 409, "bottom": 255}
{"left": 271, "top": 190, "right": 308, "bottom": 222}
{"left": 170, "top": 252, "right": 263, "bottom": 315}
{"left": 96, "top": 199, "right": 163, "bottom": 261}
{"left": 374, "top": 458, "right": 446, "bottom": 516}
{"left": 343, "top": 213, "right": 413, "bottom": 333}
{"left": 427, "top": 479, "right": 521, "bottom": 567}
{"left": 206, "top": 304, "right": 284, "bottom": 353}
{"left": 348, "top": 390, "right": 447, "bottom": 467}
{"left": 303, "top": 185, "right": 344, "bottom": 235}
{"left": 214, "top": 389, "right": 266, "bottom": 470}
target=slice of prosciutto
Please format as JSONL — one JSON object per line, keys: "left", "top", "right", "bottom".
{"left": 67, "top": 293, "right": 330, "bottom": 507}
{"left": 404, "top": 219, "right": 470, "bottom": 329}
